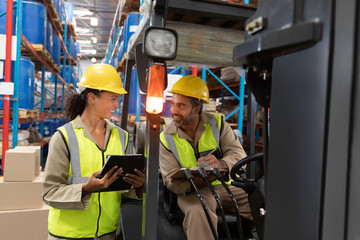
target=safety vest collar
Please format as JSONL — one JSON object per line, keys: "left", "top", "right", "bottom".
{"left": 61, "top": 121, "right": 127, "bottom": 184}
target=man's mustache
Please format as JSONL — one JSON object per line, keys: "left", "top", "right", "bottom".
{"left": 172, "top": 114, "right": 183, "bottom": 119}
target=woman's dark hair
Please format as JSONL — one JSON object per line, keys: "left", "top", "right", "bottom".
{"left": 64, "top": 88, "right": 101, "bottom": 121}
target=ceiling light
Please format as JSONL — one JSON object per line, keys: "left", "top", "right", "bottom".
{"left": 77, "top": 40, "right": 91, "bottom": 44}
{"left": 73, "top": 10, "right": 93, "bottom": 17}
{"left": 91, "top": 37, "right": 97, "bottom": 43}
{"left": 91, "top": 58, "right": 96, "bottom": 63}
{"left": 90, "top": 17, "right": 98, "bottom": 26}
{"left": 75, "top": 27, "right": 91, "bottom": 34}
{"left": 80, "top": 49, "right": 92, "bottom": 53}
{"left": 91, "top": 49, "right": 97, "bottom": 55}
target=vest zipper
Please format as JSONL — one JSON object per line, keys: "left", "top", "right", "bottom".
{"left": 95, "top": 151, "right": 105, "bottom": 237}
{"left": 186, "top": 140, "right": 199, "bottom": 161}
{"left": 95, "top": 193, "right": 101, "bottom": 237}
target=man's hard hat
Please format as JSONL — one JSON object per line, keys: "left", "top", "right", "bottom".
{"left": 168, "top": 75, "right": 209, "bottom": 104}
{"left": 77, "top": 64, "right": 127, "bottom": 94}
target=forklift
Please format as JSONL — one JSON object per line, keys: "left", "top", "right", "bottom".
{"left": 119, "top": 0, "right": 360, "bottom": 239}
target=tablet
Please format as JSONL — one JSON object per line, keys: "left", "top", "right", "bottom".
{"left": 96, "top": 154, "right": 145, "bottom": 192}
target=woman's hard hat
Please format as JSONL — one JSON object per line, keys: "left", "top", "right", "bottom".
{"left": 77, "top": 64, "right": 127, "bottom": 94}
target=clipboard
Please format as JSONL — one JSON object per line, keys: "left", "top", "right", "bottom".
{"left": 170, "top": 168, "right": 228, "bottom": 180}
{"left": 96, "top": 154, "right": 145, "bottom": 192}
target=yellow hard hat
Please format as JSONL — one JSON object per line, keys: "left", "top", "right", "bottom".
{"left": 77, "top": 64, "right": 127, "bottom": 94}
{"left": 168, "top": 75, "right": 209, "bottom": 104}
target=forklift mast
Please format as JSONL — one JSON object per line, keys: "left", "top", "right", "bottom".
{"left": 234, "top": 0, "right": 360, "bottom": 239}
{"left": 121, "top": 0, "right": 360, "bottom": 239}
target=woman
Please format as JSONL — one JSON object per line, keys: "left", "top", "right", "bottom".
{"left": 42, "top": 64, "right": 144, "bottom": 240}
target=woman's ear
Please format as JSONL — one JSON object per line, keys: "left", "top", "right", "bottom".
{"left": 87, "top": 92, "right": 96, "bottom": 104}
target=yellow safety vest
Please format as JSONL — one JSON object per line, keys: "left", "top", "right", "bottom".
{"left": 48, "top": 121, "right": 128, "bottom": 239}
{"left": 160, "top": 114, "right": 228, "bottom": 186}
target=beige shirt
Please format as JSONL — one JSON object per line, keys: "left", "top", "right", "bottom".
{"left": 159, "top": 112, "right": 247, "bottom": 195}
{"left": 42, "top": 116, "right": 139, "bottom": 210}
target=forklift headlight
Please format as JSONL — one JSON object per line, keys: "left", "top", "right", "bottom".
{"left": 143, "top": 27, "right": 178, "bottom": 60}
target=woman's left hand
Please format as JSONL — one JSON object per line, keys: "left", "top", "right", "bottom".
{"left": 123, "top": 169, "right": 145, "bottom": 189}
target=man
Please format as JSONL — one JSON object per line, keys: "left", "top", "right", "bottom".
{"left": 159, "top": 75, "right": 253, "bottom": 240}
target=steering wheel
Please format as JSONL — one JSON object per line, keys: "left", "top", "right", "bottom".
{"left": 230, "top": 152, "right": 264, "bottom": 193}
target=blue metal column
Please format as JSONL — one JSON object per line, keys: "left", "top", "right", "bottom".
{"left": 12, "top": 0, "right": 22, "bottom": 147}
{"left": 61, "top": 20, "right": 68, "bottom": 111}
{"left": 181, "top": 65, "right": 186, "bottom": 76}
{"left": 68, "top": 35, "right": 72, "bottom": 96}
{"left": 201, "top": 67, "right": 206, "bottom": 81}
{"left": 53, "top": 75, "right": 57, "bottom": 112}
{"left": 238, "top": 69, "right": 245, "bottom": 133}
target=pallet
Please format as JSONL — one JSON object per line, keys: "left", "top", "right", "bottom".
{"left": 34, "top": 0, "right": 64, "bottom": 34}
{"left": 121, "top": 0, "right": 140, "bottom": 13}
{"left": 61, "top": 21, "right": 77, "bottom": 41}
{"left": 0, "top": 109, "right": 39, "bottom": 119}
{"left": 128, "top": 114, "right": 146, "bottom": 122}
{"left": 18, "top": 109, "right": 40, "bottom": 118}
{"left": 119, "top": 12, "right": 128, "bottom": 26}
{"left": 194, "top": 0, "right": 258, "bottom": 8}
{"left": 21, "top": 44, "right": 61, "bottom": 73}
{"left": 60, "top": 56, "right": 77, "bottom": 66}
{"left": 116, "top": 53, "right": 127, "bottom": 72}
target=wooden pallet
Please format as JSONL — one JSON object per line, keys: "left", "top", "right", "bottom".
{"left": 116, "top": 53, "right": 127, "bottom": 72}
{"left": 0, "top": 109, "right": 39, "bottom": 119}
{"left": 128, "top": 114, "right": 146, "bottom": 122}
{"left": 60, "top": 56, "right": 77, "bottom": 66}
{"left": 119, "top": 12, "right": 128, "bottom": 26}
{"left": 61, "top": 21, "right": 77, "bottom": 41}
{"left": 121, "top": 0, "right": 140, "bottom": 13}
{"left": 35, "top": 0, "right": 64, "bottom": 34}
{"left": 21, "top": 44, "right": 61, "bottom": 73}
{"left": 18, "top": 109, "right": 40, "bottom": 118}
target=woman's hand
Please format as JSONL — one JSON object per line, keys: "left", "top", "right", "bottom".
{"left": 123, "top": 169, "right": 145, "bottom": 189}
{"left": 82, "top": 166, "right": 123, "bottom": 196}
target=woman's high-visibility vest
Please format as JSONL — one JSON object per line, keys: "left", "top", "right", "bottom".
{"left": 160, "top": 114, "right": 228, "bottom": 186}
{"left": 48, "top": 121, "right": 128, "bottom": 239}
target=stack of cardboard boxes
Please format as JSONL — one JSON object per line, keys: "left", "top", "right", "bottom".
{"left": 0, "top": 146, "right": 49, "bottom": 240}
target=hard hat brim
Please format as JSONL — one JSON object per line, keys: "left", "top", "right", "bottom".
{"left": 168, "top": 89, "right": 209, "bottom": 104}
{"left": 77, "top": 83, "right": 127, "bottom": 95}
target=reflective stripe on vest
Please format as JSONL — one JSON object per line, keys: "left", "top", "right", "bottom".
{"left": 63, "top": 122, "right": 127, "bottom": 184}
{"left": 160, "top": 114, "right": 231, "bottom": 186}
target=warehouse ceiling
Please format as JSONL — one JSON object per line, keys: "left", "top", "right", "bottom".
{"left": 65, "top": 0, "right": 118, "bottom": 62}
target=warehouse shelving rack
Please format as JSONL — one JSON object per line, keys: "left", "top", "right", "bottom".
{"left": 0, "top": 0, "right": 77, "bottom": 172}
{"left": 104, "top": 0, "right": 255, "bottom": 131}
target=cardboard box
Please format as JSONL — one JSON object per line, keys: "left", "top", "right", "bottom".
{"left": 0, "top": 175, "right": 43, "bottom": 211}
{"left": 15, "top": 145, "right": 41, "bottom": 175}
{"left": 3, "top": 149, "right": 37, "bottom": 182}
{"left": 0, "top": 204, "right": 49, "bottom": 240}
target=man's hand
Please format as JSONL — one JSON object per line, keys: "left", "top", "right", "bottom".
{"left": 82, "top": 166, "right": 122, "bottom": 196}
{"left": 198, "top": 155, "right": 228, "bottom": 169}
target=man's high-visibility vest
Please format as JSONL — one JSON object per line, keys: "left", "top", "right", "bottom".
{"left": 160, "top": 114, "right": 229, "bottom": 186}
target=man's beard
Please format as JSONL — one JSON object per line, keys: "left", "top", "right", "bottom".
{"left": 172, "top": 112, "right": 195, "bottom": 128}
